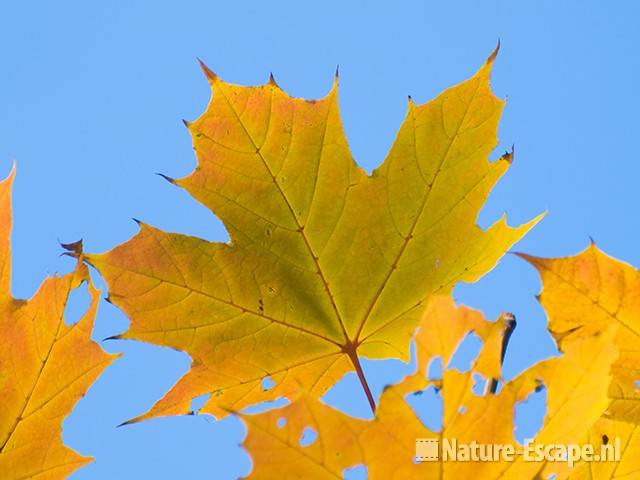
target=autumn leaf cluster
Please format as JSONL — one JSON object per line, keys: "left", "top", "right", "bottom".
{"left": 1, "top": 48, "right": 639, "bottom": 479}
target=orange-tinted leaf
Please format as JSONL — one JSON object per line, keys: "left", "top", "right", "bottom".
{"left": 0, "top": 169, "right": 116, "bottom": 479}
{"left": 87, "top": 50, "right": 539, "bottom": 420}
{"left": 415, "top": 295, "right": 514, "bottom": 382}
{"left": 242, "top": 296, "right": 617, "bottom": 479}
{"left": 520, "top": 244, "right": 640, "bottom": 423}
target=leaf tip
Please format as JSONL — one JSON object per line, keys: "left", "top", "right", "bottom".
{"left": 197, "top": 57, "right": 218, "bottom": 83}
{"left": 156, "top": 172, "right": 176, "bottom": 185}
{"left": 268, "top": 72, "right": 280, "bottom": 89}
{"left": 102, "top": 333, "right": 122, "bottom": 342}
{"left": 513, "top": 251, "right": 546, "bottom": 273}
{"left": 500, "top": 145, "right": 515, "bottom": 164}
{"left": 3, "top": 161, "right": 17, "bottom": 183}
{"left": 329, "top": 65, "right": 339, "bottom": 94}
{"left": 487, "top": 39, "right": 501, "bottom": 65}
{"left": 60, "top": 239, "right": 84, "bottom": 255}
{"left": 116, "top": 418, "right": 137, "bottom": 428}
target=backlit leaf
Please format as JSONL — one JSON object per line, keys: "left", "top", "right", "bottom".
{"left": 87, "top": 49, "right": 539, "bottom": 420}
{"left": 520, "top": 244, "right": 640, "bottom": 424}
{"left": 568, "top": 418, "right": 640, "bottom": 479}
{"left": 241, "top": 296, "right": 617, "bottom": 479}
{"left": 0, "top": 169, "right": 116, "bottom": 479}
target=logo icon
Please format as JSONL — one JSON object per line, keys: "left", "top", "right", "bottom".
{"left": 416, "top": 438, "right": 439, "bottom": 462}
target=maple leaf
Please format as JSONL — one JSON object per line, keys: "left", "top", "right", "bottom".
{"left": 567, "top": 417, "right": 640, "bottom": 480}
{"left": 241, "top": 296, "right": 617, "bottom": 479}
{"left": 519, "top": 245, "right": 640, "bottom": 478}
{"left": 86, "top": 48, "right": 539, "bottom": 420}
{"left": 0, "top": 168, "right": 116, "bottom": 479}
{"left": 519, "top": 245, "right": 640, "bottom": 424}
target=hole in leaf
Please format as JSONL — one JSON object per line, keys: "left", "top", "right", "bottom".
{"left": 406, "top": 385, "right": 442, "bottom": 432}
{"left": 261, "top": 376, "right": 275, "bottom": 391}
{"left": 447, "top": 333, "right": 482, "bottom": 372}
{"left": 277, "top": 417, "right": 286, "bottom": 429}
{"left": 458, "top": 405, "right": 467, "bottom": 415}
{"left": 242, "top": 397, "right": 290, "bottom": 415}
{"left": 88, "top": 267, "right": 104, "bottom": 289}
{"left": 343, "top": 464, "right": 367, "bottom": 479}
{"left": 189, "top": 392, "right": 212, "bottom": 414}
{"left": 493, "top": 379, "right": 504, "bottom": 394}
{"left": 322, "top": 372, "right": 375, "bottom": 420}
{"left": 322, "top": 355, "right": 411, "bottom": 420}
{"left": 471, "top": 373, "right": 487, "bottom": 396}
{"left": 299, "top": 426, "right": 318, "bottom": 447}
{"left": 63, "top": 282, "right": 91, "bottom": 326}
{"left": 514, "top": 385, "right": 547, "bottom": 444}
{"left": 427, "top": 357, "right": 442, "bottom": 380}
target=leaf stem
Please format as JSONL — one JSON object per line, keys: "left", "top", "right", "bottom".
{"left": 345, "top": 347, "right": 376, "bottom": 415}
{"left": 485, "top": 312, "right": 516, "bottom": 395}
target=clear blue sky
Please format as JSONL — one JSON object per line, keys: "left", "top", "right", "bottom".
{"left": 1, "top": 1, "right": 639, "bottom": 478}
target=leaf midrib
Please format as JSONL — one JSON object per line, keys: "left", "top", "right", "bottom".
{"left": 0, "top": 292, "right": 68, "bottom": 455}
{"left": 213, "top": 82, "right": 352, "bottom": 345}
{"left": 354, "top": 76, "right": 484, "bottom": 342}
{"left": 535, "top": 253, "right": 640, "bottom": 342}
{"left": 101, "top": 255, "right": 343, "bottom": 348}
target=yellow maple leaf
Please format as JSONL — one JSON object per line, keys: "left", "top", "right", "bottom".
{"left": 519, "top": 245, "right": 640, "bottom": 424}
{"left": 0, "top": 168, "right": 116, "bottom": 479}
{"left": 568, "top": 418, "right": 640, "bottom": 479}
{"left": 415, "top": 295, "right": 515, "bottom": 384}
{"left": 86, "top": 48, "right": 539, "bottom": 420}
{"left": 519, "top": 245, "right": 640, "bottom": 479}
{"left": 241, "top": 296, "right": 617, "bottom": 479}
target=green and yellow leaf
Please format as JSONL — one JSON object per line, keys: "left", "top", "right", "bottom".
{"left": 87, "top": 49, "right": 539, "bottom": 420}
